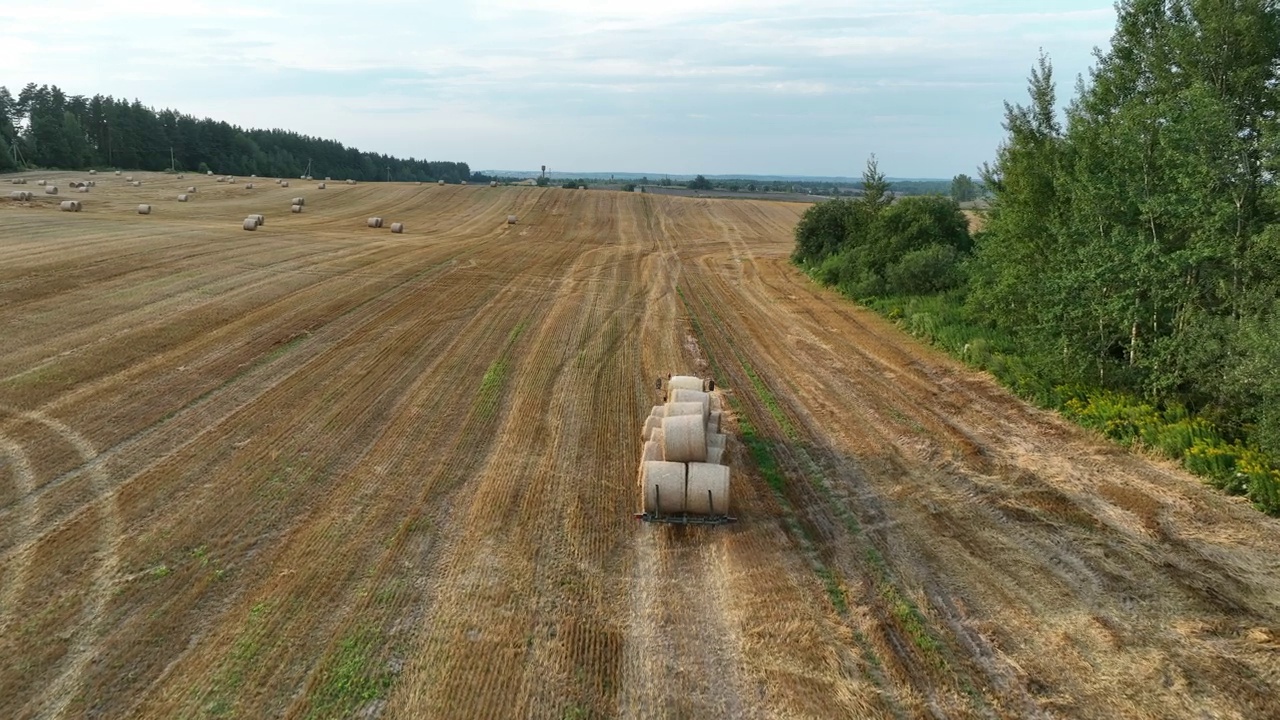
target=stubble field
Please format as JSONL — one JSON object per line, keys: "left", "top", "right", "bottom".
{"left": 2, "top": 171, "right": 1278, "bottom": 719}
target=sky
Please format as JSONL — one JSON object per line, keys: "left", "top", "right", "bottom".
{"left": 0, "top": 1, "right": 1118, "bottom": 178}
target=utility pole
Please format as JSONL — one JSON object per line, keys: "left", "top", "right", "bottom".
{"left": 170, "top": 146, "right": 175, "bottom": 172}
{"left": 386, "top": 165, "right": 390, "bottom": 182}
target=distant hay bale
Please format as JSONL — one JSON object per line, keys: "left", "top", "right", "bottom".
{"left": 318, "top": 183, "right": 326, "bottom": 189}
{"left": 137, "top": 204, "right": 152, "bottom": 215}
{"left": 390, "top": 222, "right": 404, "bottom": 233}
{"left": 115, "top": 170, "right": 122, "bottom": 176}
{"left": 37, "top": 179, "right": 46, "bottom": 186}
{"left": 669, "top": 375, "right": 704, "bottom": 393}
{"left": 579, "top": 185, "right": 586, "bottom": 190}
{"left": 178, "top": 194, "right": 189, "bottom": 202}
{"left": 251, "top": 174, "right": 257, "bottom": 178}
{"left": 281, "top": 181, "right": 289, "bottom": 187}
{"left": 76, "top": 186, "right": 90, "bottom": 193}
{"left": 641, "top": 461, "right": 687, "bottom": 514}
{"left": 177, "top": 174, "right": 184, "bottom": 179}
{"left": 59, "top": 200, "right": 81, "bottom": 212}
{"left": 10, "top": 178, "right": 25, "bottom": 184}
{"left": 490, "top": 180, "right": 497, "bottom": 187}
{"left": 291, "top": 197, "right": 304, "bottom": 206}
{"left": 661, "top": 414, "right": 707, "bottom": 463}
{"left": 130, "top": 181, "right": 142, "bottom": 187}
{"left": 275, "top": 179, "right": 282, "bottom": 184}
{"left": 461, "top": 180, "right": 468, "bottom": 185}
{"left": 216, "top": 177, "right": 226, "bottom": 183}
{"left": 346, "top": 179, "right": 356, "bottom": 185}
{"left": 685, "top": 463, "right": 730, "bottom": 514}
{"left": 207, "top": 170, "right": 213, "bottom": 175}
{"left": 290, "top": 204, "right": 302, "bottom": 213}
{"left": 507, "top": 214, "right": 518, "bottom": 224}
{"left": 641, "top": 440, "right": 662, "bottom": 463}
{"left": 416, "top": 181, "right": 422, "bottom": 186}
{"left": 367, "top": 217, "right": 383, "bottom": 228}
{"left": 671, "top": 389, "right": 711, "bottom": 419}
{"left": 45, "top": 186, "right": 58, "bottom": 195}
{"left": 243, "top": 218, "right": 258, "bottom": 231}
{"left": 438, "top": 180, "right": 444, "bottom": 185}
{"left": 249, "top": 213, "right": 265, "bottom": 226}
{"left": 187, "top": 186, "right": 196, "bottom": 193}
{"left": 125, "top": 176, "right": 133, "bottom": 181}
{"left": 325, "top": 176, "right": 331, "bottom": 181}
{"left": 88, "top": 169, "right": 97, "bottom": 175}
{"left": 245, "top": 183, "right": 254, "bottom": 189}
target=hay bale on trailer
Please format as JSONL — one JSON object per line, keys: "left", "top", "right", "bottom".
{"left": 661, "top": 414, "right": 708, "bottom": 463}
{"left": 137, "top": 204, "right": 152, "bottom": 215}
{"left": 685, "top": 463, "right": 730, "bottom": 515}
{"left": 668, "top": 375, "right": 705, "bottom": 393}
{"left": 367, "top": 217, "right": 383, "bottom": 228}
{"left": 390, "top": 222, "right": 404, "bottom": 233}
{"left": 641, "top": 462, "right": 687, "bottom": 515}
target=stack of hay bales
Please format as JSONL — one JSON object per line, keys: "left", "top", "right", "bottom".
{"left": 291, "top": 197, "right": 305, "bottom": 207}
{"left": 638, "top": 375, "right": 730, "bottom": 518}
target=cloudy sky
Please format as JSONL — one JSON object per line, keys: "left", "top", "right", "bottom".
{"left": 0, "top": 1, "right": 1116, "bottom": 178}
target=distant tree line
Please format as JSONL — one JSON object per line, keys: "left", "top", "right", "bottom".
{"left": 793, "top": 0, "right": 1280, "bottom": 513}
{"left": 0, "top": 83, "right": 472, "bottom": 182}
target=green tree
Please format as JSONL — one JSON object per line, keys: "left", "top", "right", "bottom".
{"left": 687, "top": 174, "right": 712, "bottom": 190}
{"left": 950, "top": 173, "right": 977, "bottom": 202}
{"left": 860, "top": 154, "right": 891, "bottom": 213}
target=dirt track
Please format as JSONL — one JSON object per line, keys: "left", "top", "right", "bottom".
{"left": 2, "top": 171, "right": 1278, "bottom": 719}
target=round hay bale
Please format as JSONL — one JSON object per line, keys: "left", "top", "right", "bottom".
{"left": 251, "top": 174, "right": 257, "bottom": 178}
{"left": 137, "top": 204, "right": 152, "bottom": 215}
{"left": 216, "top": 177, "right": 226, "bottom": 183}
{"left": 438, "top": 180, "right": 444, "bottom": 185}
{"left": 671, "top": 389, "right": 711, "bottom": 419}
{"left": 325, "top": 176, "right": 331, "bottom": 181}
{"left": 291, "top": 204, "right": 302, "bottom": 213}
{"left": 507, "top": 214, "right": 518, "bottom": 224}
{"left": 125, "top": 176, "right": 133, "bottom": 182}
{"left": 207, "top": 170, "right": 213, "bottom": 175}
{"left": 45, "top": 186, "right": 58, "bottom": 195}
{"left": 461, "top": 180, "right": 468, "bottom": 185}
{"left": 115, "top": 170, "right": 122, "bottom": 176}
{"left": 318, "top": 183, "right": 326, "bottom": 189}
{"left": 281, "top": 181, "right": 289, "bottom": 188}
{"left": 275, "top": 179, "right": 282, "bottom": 184}
{"left": 291, "top": 197, "right": 304, "bottom": 206}
{"left": 706, "top": 445, "right": 725, "bottom": 465}
{"left": 131, "top": 181, "right": 142, "bottom": 187}
{"left": 685, "top": 463, "right": 730, "bottom": 515}
{"left": 249, "top": 214, "right": 265, "bottom": 226}
{"left": 88, "top": 169, "right": 97, "bottom": 175}
{"left": 76, "top": 186, "right": 89, "bottom": 193}
{"left": 661, "top": 414, "right": 707, "bottom": 463}
{"left": 346, "top": 179, "right": 356, "bottom": 185}
{"left": 177, "top": 174, "right": 184, "bottom": 180}
{"left": 243, "top": 218, "right": 258, "bottom": 231}
{"left": 87, "top": 180, "right": 95, "bottom": 187}
{"left": 8, "top": 191, "right": 21, "bottom": 200}
{"left": 390, "top": 222, "right": 404, "bottom": 233}
{"left": 641, "top": 440, "right": 662, "bottom": 463}
{"left": 641, "top": 461, "right": 687, "bottom": 514}
{"left": 178, "top": 194, "right": 189, "bottom": 202}
{"left": 642, "top": 415, "right": 663, "bottom": 441}
{"left": 10, "top": 179, "right": 24, "bottom": 184}
{"left": 707, "top": 432, "right": 727, "bottom": 451}
{"left": 59, "top": 200, "right": 78, "bottom": 212}
{"left": 37, "top": 180, "right": 46, "bottom": 186}
{"left": 367, "top": 217, "right": 383, "bottom": 228}
{"left": 490, "top": 180, "right": 497, "bottom": 187}
{"left": 669, "top": 375, "right": 704, "bottom": 393}
{"left": 187, "top": 186, "right": 196, "bottom": 193}
{"left": 245, "top": 183, "right": 254, "bottom": 189}
{"left": 579, "top": 185, "right": 586, "bottom": 190}
{"left": 663, "top": 401, "right": 705, "bottom": 420}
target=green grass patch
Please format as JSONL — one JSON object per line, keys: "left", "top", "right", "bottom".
{"left": 305, "top": 628, "right": 394, "bottom": 720}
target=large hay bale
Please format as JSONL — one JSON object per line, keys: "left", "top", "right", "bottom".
{"left": 641, "top": 461, "right": 687, "bottom": 514}
{"left": 207, "top": 170, "right": 213, "bottom": 175}
{"left": 216, "top": 177, "right": 226, "bottom": 183}
{"left": 461, "top": 180, "right": 468, "bottom": 185}
{"left": 76, "top": 186, "right": 89, "bottom": 193}
{"left": 291, "top": 197, "right": 304, "bottom": 206}
{"left": 318, "top": 182, "right": 326, "bottom": 189}
{"left": 178, "top": 194, "right": 189, "bottom": 202}
{"left": 668, "top": 375, "right": 704, "bottom": 393}
{"left": 243, "top": 218, "right": 258, "bottom": 231}
{"left": 507, "top": 214, "right": 518, "bottom": 224}
{"left": 671, "top": 389, "right": 711, "bottom": 420}
{"left": 367, "top": 217, "right": 383, "bottom": 228}
{"left": 37, "top": 179, "right": 46, "bottom": 186}
{"left": 59, "top": 200, "right": 80, "bottom": 212}
{"left": 10, "top": 178, "right": 25, "bottom": 184}
{"left": 115, "top": 170, "right": 122, "bottom": 176}
{"left": 275, "top": 179, "right": 282, "bottom": 184}
{"left": 45, "top": 186, "right": 58, "bottom": 195}
{"left": 663, "top": 401, "right": 705, "bottom": 420}
{"left": 290, "top": 204, "right": 302, "bottom": 213}
{"left": 249, "top": 213, "right": 265, "bottom": 226}
{"left": 125, "top": 176, "right": 133, "bottom": 182}
{"left": 390, "top": 222, "right": 404, "bottom": 233}
{"left": 642, "top": 415, "right": 663, "bottom": 441}
{"left": 641, "top": 441, "right": 662, "bottom": 463}
{"left": 579, "top": 185, "right": 587, "bottom": 190}
{"left": 177, "top": 174, "right": 184, "bottom": 179}
{"left": 661, "top": 414, "right": 707, "bottom": 463}
{"left": 137, "top": 204, "right": 152, "bottom": 215}
{"left": 281, "top": 181, "right": 289, "bottom": 188}
{"left": 88, "top": 169, "right": 97, "bottom": 175}
{"left": 325, "top": 176, "right": 331, "bottom": 181}
{"left": 9, "top": 191, "right": 22, "bottom": 200}
{"left": 245, "top": 183, "right": 255, "bottom": 189}
{"left": 685, "top": 463, "right": 730, "bottom": 515}
{"left": 187, "top": 186, "right": 196, "bottom": 193}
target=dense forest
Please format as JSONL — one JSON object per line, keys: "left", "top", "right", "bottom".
{"left": 0, "top": 83, "right": 476, "bottom": 183}
{"left": 794, "top": 0, "right": 1280, "bottom": 513}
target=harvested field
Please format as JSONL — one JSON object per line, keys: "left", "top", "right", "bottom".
{"left": 1, "top": 170, "right": 1278, "bottom": 719}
